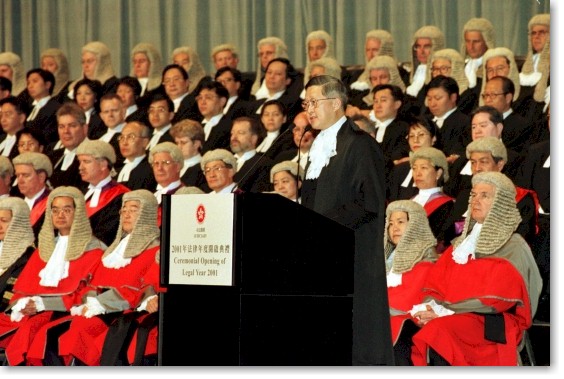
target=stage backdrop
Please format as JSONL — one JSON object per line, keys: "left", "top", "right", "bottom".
{"left": 1, "top": 0, "right": 550, "bottom": 81}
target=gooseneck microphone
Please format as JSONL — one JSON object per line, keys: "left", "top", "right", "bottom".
{"left": 295, "top": 124, "right": 312, "bottom": 203}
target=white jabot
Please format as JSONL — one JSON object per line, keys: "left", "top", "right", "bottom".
{"left": 532, "top": 53, "right": 540, "bottom": 72}
{"left": 24, "top": 187, "right": 46, "bottom": 210}
{"left": 411, "top": 187, "right": 441, "bottom": 207}
{"left": 350, "top": 80, "right": 370, "bottom": 91}
{"left": 223, "top": 96, "right": 238, "bottom": 115}
{"left": 460, "top": 160, "right": 472, "bottom": 175}
{"left": 371, "top": 116, "right": 393, "bottom": 143}
{"left": 254, "top": 80, "right": 270, "bottom": 100}
{"left": 400, "top": 169, "right": 415, "bottom": 188}
{"left": 138, "top": 77, "right": 149, "bottom": 96}
{"left": 306, "top": 116, "right": 345, "bottom": 180}
{"left": 543, "top": 155, "right": 550, "bottom": 168}
{"left": 203, "top": 114, "right": 223, "bottom": 140}
{"left": 256, "top": 131, "right": 279, "bottom": 153}
{"left": 117, "top": 155, "right": 145, "bottom": 182}
{"left": 406, "top": 65, "right": 426, "bottom": 97}
{"left": 27, "top": 96, "right": 50, "bottom": 121}
{"left": 102, "top": 234, "right": 133, "bottom": 269}
{"left": 39, "top": 235, "right": 70, "bottom": 287}
{"left": 125, "top": 104, "right": 138, "bottom": 118}
{"left": 146, "top": 124, "right": 172, "bottom": 151}
{"left": 61, "top": 149, "right": 76, "bottom": 171}
{"left": 85, "top": 108, "right": 94, "bottom": 124}
{"left": 502, "top": 109, "right": 513, "bottom": 120}
{"left": 235, "top": 150, "right": 256, "bottom": 172}
{"left": 180, "top": 154, "right": 202, "bottom": 177}
{"left": 0, "top": 134, "right": 17, "bottom": 156}
{"left": 99, "top": 123, "right": 125, "bottom": 143}
{"left": 386, "top": 269, "right": 403, "bottom": 288}
{"left": 432, "top": 107, "right": 456, "bottom": 129}
{"left": 519, "top": 71, "right": 542, "bottom": 87}
{"left": 452, "top": 223, "right": 482, "bottom": 264}
{"left": 464, "top": 57, "right": 482, "bottom": 89}
{"left": 543, "top": 86, "right": 550, "bottom": 113}
{"left": 84, "top": 176, "right": 112, "bottom": 207}
{"left": 154, "top": 180, "right": 182, "bottom": 204}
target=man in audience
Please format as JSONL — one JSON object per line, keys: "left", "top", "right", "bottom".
{"left": 116, "top": 121, "right": 156, "bottom": 191}
{"left": 98, "top": 93, "right": 127, "bottom": 170}
{"left": 215, "top": 67, "right": 251, "bottom": 119}
{"left": 145, "top": 93, "right": 175, "bottom": 151}
{"left": 25, "top": 68, "right": 61, "bottom": 145}
{"left": 211, "top": 44, "right": 254, "bottom": 100}
{"left": 0, "top": 96, "right": 26, "bottom": 159}
{"left": 201, "top": 148, "right": 238, "bottom": 194}
{"left": 460, "top": 18, "right": 495, "bottom": 91}
{"left": 195, "top": 81, "right": 232, "bottom": 154}
{"left": 161, "top": 64, "right": 202, "bottom": 124}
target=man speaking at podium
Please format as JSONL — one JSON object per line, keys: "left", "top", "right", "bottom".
{"left": 301, "top": 75, "right": 394, "bottom": 365}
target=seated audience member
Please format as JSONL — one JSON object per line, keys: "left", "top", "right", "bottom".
{"left": 195, "top": 81, "right": 232, "bottom": 154}
{"left": 12, "top": 152, "right": 53, "bottom": 241}
{"left": 48, "top": 102, "right": 89, "bottom": 189}
{"left": 387, "top": 117, "right": 437, "bottom": 202}
{"left": 383, "top": 200, "right": 438, "bottom": 366}
{"left": 230, "top": 117, "right": 272, "bottom": 193}
{"left": 251, "top": 37, "right": 289, "bottom": 98}
{"left": 171, "top": 46, "right": 212, "bottom": 104}
{"left": 425, "top": 75, "right": 468, "bottom": 159}
{"left": 77, "top": 139, "right": 130, "bottom": 246}
{"left": 445, "top": 105, "right": 522, "bottom": 198}
{"left": 40, "top": 48, "right": 72, "bottom": 104}
{"left": 145, "top": 93, "right": 176, "bottom": 152}
{"left": 0, "top": 96, "right": 27, "bottom": 159}
{"left": 460, "top": 18, "right": 495, "bottom": 98}
{"left": 116, "top": 121, "right": 156, "bottom": 191}
{"left": 0, "top": 156, "right": 13, "bottom": 199}
{"left": 425, "top": 48, "right": 477, "bottom": 115}
{"left": 214, "top": 67, "right": 253, "bottom": 120}
{"left": 130, "top": 42, "right": 163, "bottom": 101}
{"left": 408, "top": 171, "right": 542, "bottom": 366}
{"left": 170, "top": 119, "right": 209, "bottom": 192}
{"left": 15, "top": 128, "right": 47, "bottom": 155}
{"left": 0, "top": 186, "right": 104, "bottom": 366}
{"left": 408, "top": 147, "right": 453, "bottom": 243}
{"left": 0, "top": 52, "right": 26, "bottom": 99}
{"left": 148, "top": 142, "right": 184, "bottom": 225}
{"left": 25, "top": 68, "right": 61, "bottom": 145}
{"left": 518, "top": 14, "right": 550, "bottom": 123}
{"left": 210, "top": 43, "right": 254, "bottom": 100}
{"left": 256, "top": 100, "right": 296, "bottom": 161}
{"left": 303, "top": 30, "right": 335, "bottom": 86}
{"left": 248, "top": 57, "right": 303, "bottom": 122}
{"left": 405, "top": 26, "right": 445, "bottom": 102}
{"left": 201, "top": 148, "right": 238, "bottom": 194}
{"left": 0, "top": 198, "right": 36, "bottom": 315}
{"left": 439, "top": 137, "right": 538, "bottom": 248}
{"left": 481, "top": 76, "right": 532, "bottom": 152}
{"left": 98, "top": 93, "right": 127, "bottom": 170}
{"left": 347, "top": 55, "right": 406, "bottom": 116}
{"left": 67, "top": 41, "right": 119, "bottom": 100}
{"left": 274, "top": 111, "right": 318, "bottom": 170}
{"left": 116, "top": 76, "right": 146, "bottom": 124}
{"left": 301, "top": 56, "right": 343, "bottom": 99}
{"left": 269, "top": 160, "right": 303, "bottom": 203}
{"left": 72, "top": 78, "right": 105, "bottom": 140}
{"left": 27, "top": 189, "right": 160, "bottom": 366}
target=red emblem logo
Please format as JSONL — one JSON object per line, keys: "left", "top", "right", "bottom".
{"left": 196, "top": 204, "right": 206, "bottom": 223}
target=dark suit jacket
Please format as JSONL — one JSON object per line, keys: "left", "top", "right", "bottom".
{"left": 26, "top": 97, "right": 62, "bottom": 145}
{"left": 117, "top": 157, "right": 157, "bottom": 191}
{"left": 516, "top": 139, "right": 550, "bottom": 212}
{"left": 379, "top": 118, "right": 410, "bottom": 169}
{"left": 433, "top": 109, "right": 469, "bottom": 157}
{"left": 0, "top": 133, "right": 22, "bottom": 160}
{"left": 387, "top": 161, "right": 418, "bottom": 202}
{"left": 106, "top": 131, "right": 125, "bottom": 171}
{"left": 171, "top": 76, "right": 213, "bottom": 124}
{"left": 48, "top": 148, "right": 87, "bottom": 190}
{"left": 87, "top": 110, "right": 107, "bottom": 140}
{"left": 201, "top": 116, "right": 233, "bottom": 154}
{"left": 301, "top": 118, "right": 393, "bottom": 365}
{"left": 503, "top": 111, "right": 532, "bottom": 152}
{"left": 180, "top": 163, "right": 210, "bottom": 193}
{"left": 261, "top": 128, "right": 297, "bottom": 162}
{"left": 233, "top": 153, "right": 273, "bottom": 193}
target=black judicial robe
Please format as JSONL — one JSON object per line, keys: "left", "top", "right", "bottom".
{"left": 301, "top": 118, "right": 394, "bottom": 365}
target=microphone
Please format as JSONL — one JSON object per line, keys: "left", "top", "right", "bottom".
{"left": 231, "top": 126, "right": 293, "bottom": 193}
{"left": 295, "top": 124, "right": 312, "bottom": 202}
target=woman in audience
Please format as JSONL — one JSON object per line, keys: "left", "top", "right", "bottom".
{"left": 256, "top": 100, "right": 295, "bottom": 161}
{"left": 269, "top": 160, "right": 303, "bottom": 202}
{"left": 73, "top": 78, "right": 105, "bottom": 140}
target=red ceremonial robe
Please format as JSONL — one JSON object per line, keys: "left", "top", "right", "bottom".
{"left": 410, "top": 244, "right": 533, "bottom": 366}
{"left": 0, "top": 246, "right": 103, "bottom": 365}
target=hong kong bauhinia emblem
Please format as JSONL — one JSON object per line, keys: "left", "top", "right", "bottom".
{"left": 196, "top": 204, "right": 206, "bottom": 223}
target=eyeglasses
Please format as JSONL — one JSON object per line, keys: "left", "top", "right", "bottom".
{"left": 118, "top": 134, "right": 147, "bottom": 142}
{"left": 481, "top": 92, "right": 507, "bottom": 101}
{"left": 119, "top": 207, "right": 140, "bottom": 216}
{"left": 301, "top": 98, "right": 336, "bottom": 110}
{"left": 204, "top": 165, "right": 227, "bottom": 175}
{"left": 148, "top": 106, "right": 168, "bottom": 114}
{"left": 529, "top": 30, "right": 548, "bottom": 37}
{"left": 196, "top": 94, "right": 219, "bottom": 102}
{"left": 151, "top": 160, "right": 174, "bottom": 168}
{"left": 486, "top": 65, "right": 509, "bottom": 76}
{"left": 431, "top": 66, "right": 451, "bottom": 75}
{"left": 51, "top": 206, "right": 75, "bottom": 216}
{"left": 406, "top": 132, "right": 430, "bottom": 141}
